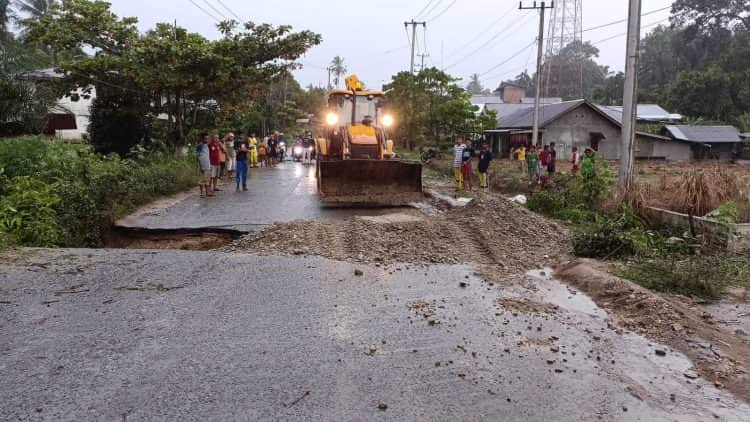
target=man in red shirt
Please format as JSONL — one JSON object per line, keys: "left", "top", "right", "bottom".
{"left": 209, "top": 134, "right": 223, "bottom": 193}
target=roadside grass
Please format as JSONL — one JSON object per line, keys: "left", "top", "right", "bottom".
{"left": 617, "top": 255, "right": 750, "bottom": 300}
{"left": 0, "top": 136, "right": 197, "bottom": 248}
{"left": 515, "top": 156, "right": 749, "bottom": 300}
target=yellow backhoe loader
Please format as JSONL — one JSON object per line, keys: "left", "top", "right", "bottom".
{"left": 315, "top": 75, "right": 422, "bottom": 206}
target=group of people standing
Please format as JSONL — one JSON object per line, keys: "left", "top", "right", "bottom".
{"left": 452, "top": 138, "right": 494, "bottom": 193}
{"left": 195, "top": 132, "right": 284, "bottom": 197}
{"left": 515, "top": 143, "right": 596, "bottom": 184}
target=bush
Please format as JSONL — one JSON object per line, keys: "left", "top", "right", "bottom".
{"left": 618, "top": 254, "right": 750, "bottom": 300}
{"left": 527, "top": 157, "right": 613, "bottom": 223}
{"left": 89, "top": 90, "right": 148, "bottom": 156}
{"left": 0, "top": 137, "right": 197, "bottom": 248}
{"left": 0, "top": 176, "right": 61, "bottom": 246}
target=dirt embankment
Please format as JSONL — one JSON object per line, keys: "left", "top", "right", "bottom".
{"left": 557, "top": 259, "right": 750, "bottom": 403}
{"left": 224, "top": 196, "right": 571, "bottom": 271}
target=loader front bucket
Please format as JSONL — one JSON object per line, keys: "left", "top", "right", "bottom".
{"left": 318, "top": 159, "right": 423, "bottom": 206}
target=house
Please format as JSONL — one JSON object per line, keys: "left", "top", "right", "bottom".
{"left": 663, "top": 125, "right": 744, "bottom": 160}
{"left": 595, "top": 104, "right": 682, "bottom": 123}
{"left": 485, "top": 99, "right": 693, "bottom": 161}
{"left": 22, "top": 68, "right": 95, "bottom": 140}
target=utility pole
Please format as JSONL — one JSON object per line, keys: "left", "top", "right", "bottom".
{"left": 519, "top": 1, "right": 555, "bottom": 149}
{"left": 619, "top": 0, "right": 642, "bottom": 193}
{"left": 404, "top": 20, "right": 426, "bottom": 73}
{"left": 326, "top": 66, "right": 333, "bottom": 90}
{"left": 418, "top": 53, "right": 430, "bottom": 72}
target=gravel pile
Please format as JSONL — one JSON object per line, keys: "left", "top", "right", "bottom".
{"left": 224, "top": 196, "right": 571, "bottom": 270}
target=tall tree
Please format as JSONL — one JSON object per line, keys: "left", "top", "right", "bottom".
{"left": 542, "top": 40, "right": 608, "bottom": 100}
{"left": 329, "top": 55, "right": 346, "bottom": 88}
{"left": 671, "top": 0, "right": 750, "bottom": 33}
{"left": 465, "top": 73, "right": 487, "bottom": 95}
{"left": 23, "top": 0, "right": 321, "bottom": 148}
{"left": 592, "top": 72, "right": 624, "bottom": 106}
{"left": 497, "top": 71, "right": 532, "bottom": 93}
{"left": 666, "top": 65, "right": 735, "bottom": 121}
{"left": 384, "top": 67, "right": 496, "bottom": 149}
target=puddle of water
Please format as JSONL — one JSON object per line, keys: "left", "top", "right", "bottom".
{"left": 526, "top": 268, "right": 604, "bottom": 317}
{"left": 522, "top": 268, "right": 750, "bottom": 421}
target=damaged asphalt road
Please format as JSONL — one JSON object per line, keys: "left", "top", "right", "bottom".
{"left": 2, "top": 249, "right": 748, "bottom": 421}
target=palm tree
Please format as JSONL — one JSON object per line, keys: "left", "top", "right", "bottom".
{"left": 329, "top": 56, "right": 346, "bottom": 88}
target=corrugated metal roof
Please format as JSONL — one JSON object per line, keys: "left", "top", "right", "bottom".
{"left": 470, "top": 95, "right": 504, "bottom": 105}
{"left": 471, "top": 95, "right": 563, "bottom": 107}
{"left": 520, "top": 97, "right": 562, "bottom": 104}
{"left": 484, "top": 103, "right": 532, "bottom": 121}
{"left": 595, "top": 104, "right": 682, "bottom": 123}
{"left": 495, "top": 100, "right": 586, "bottom": 129}
{"left": 664, "top": 125, "right": 742, "bottom": 144}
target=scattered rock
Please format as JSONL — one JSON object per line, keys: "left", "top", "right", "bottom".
{"left": 655, "top": 349, "right": 667, "bottom": 357}
{"left": 684, "top": 370, "right": 699, "bottom": 380}
{"left": 377, "top": 401, "right": 388, "bottom": 411}
{"left": 354, "top": 269, "right": 364, "bottom": 276}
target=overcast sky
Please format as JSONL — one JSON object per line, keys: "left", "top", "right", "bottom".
{"left": 105, "top": 0, "right": 674, "bottom": 91}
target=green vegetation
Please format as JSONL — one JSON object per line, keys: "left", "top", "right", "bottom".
{"left": 523, "top": 159, "right": 749, "bottom": 300}
{"left": 0, "top": 137, "right": 197, "bottom": 248}
{"left": 2, "top": 0, "right": 322, "bottom": 151}
{"left": 384, "top": 68, "right": 498, "bottom": 150}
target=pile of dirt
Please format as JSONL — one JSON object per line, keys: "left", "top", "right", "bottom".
{"left": 556, "top": 259, "right": 750, "bottom": 403}
{"left": 224, "top": 196, "right": 571, "bottom": 270}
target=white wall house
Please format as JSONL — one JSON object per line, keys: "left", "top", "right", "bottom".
{"left": 23, "top": 68, "right": 95, "bottom": 140}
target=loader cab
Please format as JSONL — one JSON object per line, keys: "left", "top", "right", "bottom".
{"left": 324, "top": 90, "right": 395, "bottom": 160}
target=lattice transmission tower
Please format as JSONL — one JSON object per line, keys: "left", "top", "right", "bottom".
{"left": 543, "top": 0, "right": 583, "bottom": 99}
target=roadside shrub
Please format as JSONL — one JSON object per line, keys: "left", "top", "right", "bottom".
{"left": 573, "top": 212, "right": 642, "bottom": 259}
{"left": 0, "top": 137, "right": 197, "bottom": 248}
{"left": 618, "top": 254, "right": 750, "bottom": 300}
{"left": 89, "top": 90, "right": 148, "bottom": 156}
{"left": 0, "top": 176, "right": 61, "bottom": 246}
{"left": 527, "top": 157, "right": 613, "bottom": 223}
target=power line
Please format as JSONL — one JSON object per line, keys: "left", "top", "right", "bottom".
{"left": 200, "top": 0, "right": 227, "bottom": 20}
{"left": 590, "top": 15, "right": 674, "bottom": 46}
{"left": 582, "top": 5, "right": 672, "bottom": 33}
{"left": 446, "top": 3, "right": 518, "bottom": 57}
{"left": 214, "top": 0, "right": 243, "bottom": 22}
{"left": 445, "top": 10, "right": 534, "bottom": 70}
{"left": 478, "top": 39, "right": 537, "bottom": 77}
{"left": 188, "top": 0, "right": 221, "bottom": 23}
{"left": 421, "top": 0, "right": 444, "bottom": 20}
{"left": 427, "top": 0, "right": 458, "bottom": 22}
{"left": 414, "top": 0, "right": 438, "bottom": 19}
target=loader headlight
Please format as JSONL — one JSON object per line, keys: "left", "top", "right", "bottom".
{"left": 382, "top": 114, "right": 394, "bottom": 127}
{"left": 326, "top": 112, "right": 339, "bottom": 126}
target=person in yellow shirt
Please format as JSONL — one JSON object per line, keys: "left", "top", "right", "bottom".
{"left": 248, "top": 133, "right": 259, "bottom": 168}
{"left": 516, "top": 145, "right": 527, "bottom": 173}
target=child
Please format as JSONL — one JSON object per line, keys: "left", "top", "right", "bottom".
{"left": 525, "top": 146, "right": 540, "bottom": 184}
{"left": 478, "top": 142, "right": 493, "bottom": 193}
{"left": 257, "top": 139, "right": 268, "bottom": 168}
{"left": 571, "top": 146, "right": 581, "bottom": 175}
